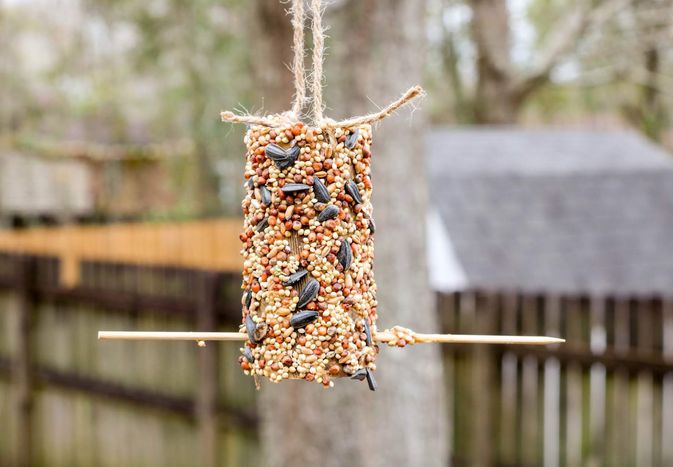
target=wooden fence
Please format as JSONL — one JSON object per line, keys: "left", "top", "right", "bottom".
{"left": 1, "top": 246, "right": 672, "bottom": 465}
{"left": 0, "top": 253, "right": 257, "bottom": 467}
{"left": 440, "top": 291, "right": 673, "bottom": 467}
{"left": 0, "top": 219, "right": 242, "bottom": 286}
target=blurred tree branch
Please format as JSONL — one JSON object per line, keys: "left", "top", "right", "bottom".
{"left": 513, "top": 0, "right": 631, "bottom": 100}
{"left": 438, "top": 0, "right": 673, "bottom": 126}
{"left": 80, "top": 0, "right": 251, "bottom": 215}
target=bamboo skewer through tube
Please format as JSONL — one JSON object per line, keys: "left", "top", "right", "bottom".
{"left": 98, "top": 330, "right": 564, "bottom": 346}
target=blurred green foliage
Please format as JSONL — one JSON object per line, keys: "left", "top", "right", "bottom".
{"left": 1, "top": 0, "right": 671, "bottom": 216}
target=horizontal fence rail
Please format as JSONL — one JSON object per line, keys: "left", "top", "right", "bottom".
{"left": 0, "top": 219, "right": 244, "bottom": 286}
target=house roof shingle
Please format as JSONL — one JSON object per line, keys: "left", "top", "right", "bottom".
{"left": 426, "top": 128, "right": 673, "bottom": 296}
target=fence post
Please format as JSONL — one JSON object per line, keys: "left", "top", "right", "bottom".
{"left": 565, "top": 297, "right": 584, "bottom": 466}
{"left": 468, "top": 291, "right": 496, "bottom": 467}
{"left": 438, "top": 292, "right": 455, "bottom": 465}
{"left": 521, "top": 294, "right": 540, "bottom": 465}
{"left": 15, "top": 256, "right": 36, "bottom": 467}
{"left": 543, "top": 294, "right": 561, "bottom": 467}
{"left": 609, "top": 297, "right": 631, "bottom": 466}
{"left": 196, "top": 271, "right": 220, "bottom": 467}
{"left": 635, "top": 298, "right": 654, "bottom": 466}
{"left": 499, "top": 292, "right": 519, "bottom": 465}
{"left": 588, "top": 296, "right": 607, "bottom": 465}
{"left": 662, "top": 299, "right": 673, "bottom": 466}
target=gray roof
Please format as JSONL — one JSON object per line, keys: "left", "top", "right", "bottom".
{"left": 427, "top": 128, "right": 673, "bottom": 175}
{"left": 427, "top": 128, "right": 673, "bottom": 296}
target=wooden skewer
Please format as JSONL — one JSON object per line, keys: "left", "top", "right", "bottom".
{"left": 98, "top": 330, "right": 564, "bottom": 345}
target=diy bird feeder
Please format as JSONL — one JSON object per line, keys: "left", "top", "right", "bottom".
{"left": 98, "top": 0, "right": 563, "bottom": 390}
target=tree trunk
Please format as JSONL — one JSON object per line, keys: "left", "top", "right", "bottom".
{"left": 441, "top": 27, "right": 472, "bottom": 123}
{"left": 639, "top": 47, "right": 666, "bottom": 141}
{"left": 248, "top": 0, "right": 297, "bottom": 114}
{"left": 622, "top": 0, "right": 669, "bottom": 142}
{"left": 470, "top": 0, "right": 520, "bottom": 124}
{"left": 186, "top": 67, "right": 222, "bottom": 216}
{"left": 257, "top": 1, "right": 447, "bottom": 466}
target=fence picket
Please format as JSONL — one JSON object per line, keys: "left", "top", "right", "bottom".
{"left": 457, "top": 291, "right": 478, "bottom": 466}
{"left": 588, "top": 296, "right": 607, "bottom": 465}
{"left": 543, "top": 294, "right": 561, "bottom": 467}
{"left": 662, "top": 299, "right": 673, "bottom": 466}
{"left": 196, "top": 271, "right": 220, "bottom": 467}
{"left": 439, "top": 292, "right": 456, "bottom": 466}
{"left": 472, "top": 292, "right": 496, "bottom": 467}
{"left": 636, "top": 299, "right": 654, "bottom": 467}
{"left": 499, "top": 292, "right": 519, "bottom": 464}
{"left": 610, "top": 297, "right": 631, "bottom": 467}
{"left": 15, "top": 257, "right": 35, "bottom": 467}
{"left": 521, "top": 294, "right": 541, "bottom": 465}
{"left": 564, "top": 297, "right": 583, "bottom": 467}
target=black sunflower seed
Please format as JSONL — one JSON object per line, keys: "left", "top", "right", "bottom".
{"left": 350, "top": 368, "right": 367, "bottom": 381}
{"left": 276, "top": 158, "right": 292, "bottom": 170}
{"left": 283, "top": 269, "right": 308, "bottom": 287}
{"left": 287, "top": 145, "right": 300, "bottom": 160}
{"left": 266, "top": 144, "right": 299, "bottom": 170}
{"left": 244, "top": 289, "right": 252, "bottom": 309}
{"left": 245, "top": 315, "right": 257, "bottom": 343}
{"left": 265, "top": 143, "right": 288, "bottom": 161}
{"left": 337, "top": 240, "right": 352, "bottom": 270}
{"left": 313, "top": 178, "right": 331, "bottom": 203}
{"left": 255, "top": 217, "right": 269, "bottom": 232}
{"left": 277, "top": 146, "right": 299, "bottom": 170}
{"left": 281, "top": 183, "right": 311, "bottom": 193}
{"left": 345, "top": 129, "right": 359, "bottom": 149}
{"left": 243, "top": 347, "right": 255, "bottom": 363}
{"left": 244, "top": 177, "right": 254, "bottom": 191}
{"left": 260, "top": 185, "right": 272, "bottom": 206}
{"left": 363, "top": 319, "right": 372, "bottom": 346}
{"left": 345, "top": 180, "right": 363, "bottom": 204}
{"left": 368, "top": 216, "right": 376, "bottom": 234}
{"left": 290, "top": 310, "right": 319, "bottom": 329}
{"left": 253, "top": 322, "right": 268, "bottom": 342}
{"left": 297, "top": 278, "right": 319, "bottom": 309}
{"left": 365, "top": 368, "right": 377, "bottom": 391}
{"left": 317, "top": 204, "right": 339, "bottom": 222}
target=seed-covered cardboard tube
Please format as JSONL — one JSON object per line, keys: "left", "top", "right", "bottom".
{"left": 238, "top": 122, "right": 378, "bottom": 388}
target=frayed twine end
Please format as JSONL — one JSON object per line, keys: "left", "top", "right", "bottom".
{"left": 220, "top": 85, "right": 425, "bottom": 130}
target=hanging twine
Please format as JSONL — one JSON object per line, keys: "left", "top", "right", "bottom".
{"left": 309, "top": 0, "right": 325, "bottom": 124}
{"left": 220, "top": 0, "right": 423, "bottom": 129}
{"left": 290, "top": 0, "right": 307, "bottom": 117}
{"left": 324, "top": 86, "right": 425, "bottom": 128}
